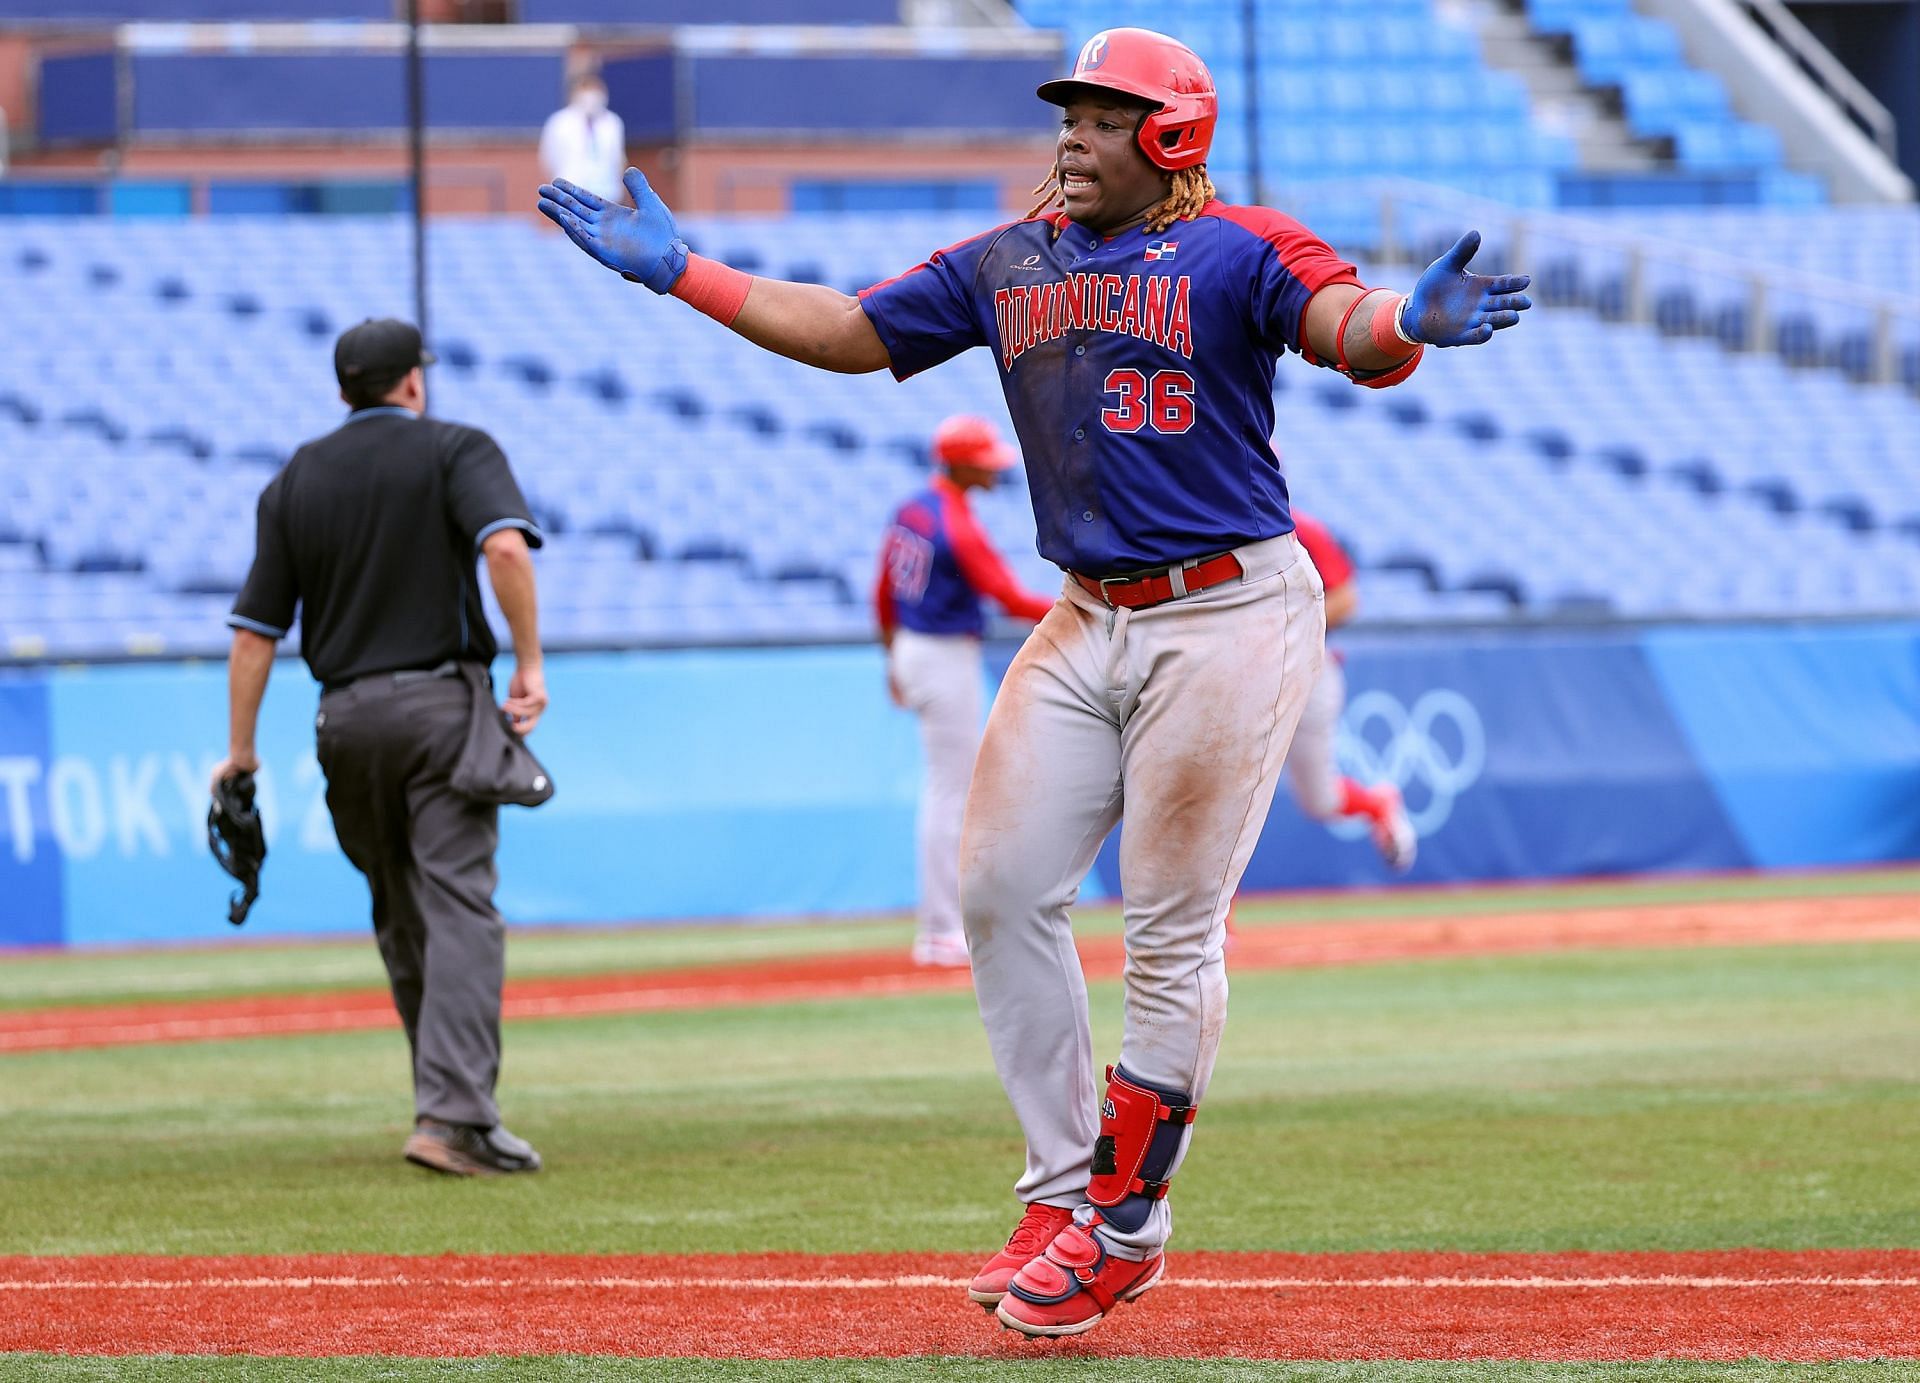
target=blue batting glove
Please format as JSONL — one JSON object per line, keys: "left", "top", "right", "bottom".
{"left": 537, "top": 168, "right": 689, "bottom": 294}
{"left": 1402, "top": 231, "right": 1533, "bottom": 347}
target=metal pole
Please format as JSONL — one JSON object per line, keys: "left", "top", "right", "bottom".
{"left": 1746, "top": 274, "right": 1770, "bottom": 356}
{"left": 406, "top": 0, "right": 427, "bottom": 351}
{"left": 1241, "top": 0, "right": 1262, "bottom": 204}
{"left": 1870, "top": 306, "right": 1894, "bottom": 385}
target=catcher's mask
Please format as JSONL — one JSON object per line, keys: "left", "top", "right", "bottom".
{"left": 208, "top": 769, "right": 267, "bottom": 926}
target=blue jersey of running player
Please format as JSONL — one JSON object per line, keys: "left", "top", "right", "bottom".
{"left": 876, "top": 478, "right": 1055, "bottom": 638}
{"left": 859, "top": 202, "right": 1360, "bottom": 579}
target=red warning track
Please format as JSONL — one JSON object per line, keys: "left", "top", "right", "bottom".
{"left": 4, "top": 892, "right": 1917, "bottom": 1054}
{"left": 2, "top": 1250, "right": 1916, "bottom": 1359}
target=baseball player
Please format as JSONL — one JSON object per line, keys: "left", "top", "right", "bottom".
{"left": 877, "top": 415, "right": 1056, "bottom": 968}
{"left": 539, "top": 25, "right": 1528, "bottom": 1339}
{"left": 1287, "top": 511, "right": 1416, "bottom": 870}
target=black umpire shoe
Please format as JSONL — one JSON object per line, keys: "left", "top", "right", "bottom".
{"left": 403, "top": 1118, "right": 543, "bottom": 1176}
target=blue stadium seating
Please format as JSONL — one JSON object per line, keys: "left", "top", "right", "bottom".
{"left": 1017, "top": 0, "right": 1804, "bottom": 199}
{"left": 1603, "top": 206, "right": 1918, "bottom": 297}
{"left": 1, "top": 210, "right": 1915, "bottom": 662}
{"left": 1018, "top": 0, "right": 1574, "bottom": 205}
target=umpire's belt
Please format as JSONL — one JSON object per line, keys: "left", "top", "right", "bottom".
{"left": 323, "top": 660, "right": 464, "bottom": 695}
{"left": 1072, "top": 552, "right": 1243, "bottom": 610}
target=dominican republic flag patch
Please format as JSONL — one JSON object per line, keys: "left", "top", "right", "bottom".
{"left": 1145, "top": 240, "right": 1179, "bottom": 261}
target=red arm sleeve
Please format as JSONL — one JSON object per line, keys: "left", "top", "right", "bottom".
{"left": 873, "top": 537, "right": 898, "bottom": 636}
{"left": 1291, "top": 513, "right": 1354, "bottom": 591}
{"left": 943, "top": 492, "right": 1054, "bottom": 623}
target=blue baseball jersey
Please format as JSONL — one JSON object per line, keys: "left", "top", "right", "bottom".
{"left": 859, "top": 201, "right": 1359, "bottom": 578}
{"left": 876, "top": 478, "right": 1055, "bottom": 638}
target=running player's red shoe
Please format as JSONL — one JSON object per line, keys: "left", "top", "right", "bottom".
{"left": 1370, "top": 783, "right": 1417, "bottom": 872}
{"left": 966, "top": 1202, "right": 1075, "bottom": 1308}
{"left": 993, "top": 1219, "right": 1164, "bottom": 1337}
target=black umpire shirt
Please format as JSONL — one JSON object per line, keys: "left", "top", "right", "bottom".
{"left": 229, "top": 406, "right": 543, "bottom": 687}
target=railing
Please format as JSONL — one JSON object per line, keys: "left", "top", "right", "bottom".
{"left": 1732, "top": 0, "right": 1899, "bottom": 161}
{"left": 1284, "top": 178, "right": 1919, "bottom": 389}
{"left": 901, "top": 0, "right": 1024, "bottom": 26}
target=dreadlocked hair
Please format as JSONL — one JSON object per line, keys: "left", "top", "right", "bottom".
{"left": 1026, "top": 165, "right": 1217, "bottom": 236}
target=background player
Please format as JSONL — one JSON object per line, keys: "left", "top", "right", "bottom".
{"left": 1289, "top": 511, "right": 1417, "bottom": 871}
{"left": 538, "top": 24, "right": 1528, "bottom": 1341}
{"left": 876, "top": 415, "right": 1056, "bottom": 969}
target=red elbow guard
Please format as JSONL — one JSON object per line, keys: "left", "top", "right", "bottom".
{"left": 1087, "top": 1066, "right": 1198, "bottom": 1208}
{"left": 1335, "top": 288, "right": 1423, "bottom": 388}
{"left": 1352, "top": 348, "right": 1423, "bottom": 388}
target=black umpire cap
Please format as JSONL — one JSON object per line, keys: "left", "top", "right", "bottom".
{"left": 334, "top": 317, "right": 436, "bottom": 386}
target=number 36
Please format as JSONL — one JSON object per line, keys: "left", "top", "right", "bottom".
{"left": 1101, "top": 368, "right": 1195, "bottom": 435}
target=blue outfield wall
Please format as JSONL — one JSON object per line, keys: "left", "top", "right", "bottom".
{"left": 132, "top": 53, "right": 568, "bottom": 134}
{"left": 523, "top": 0, "right": 895, "bottom": 20}
{"left": 684, "top": 55, "right": 1061, "bottom": 136}
{"left": 42, "top": 46, "right": 1047, "bottom": 144}
{"left": 41, "top": 51, "right": 570, "bottom": 144}
{"left": 1, "top": 622, "right": 1916, "bottom": 948}
{"left": 0, "top": 0, "right": 389, "bottom": 17}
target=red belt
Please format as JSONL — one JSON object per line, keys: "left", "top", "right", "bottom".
{"left": 1071, "top": 552, "right": 1244, "bottom": 610}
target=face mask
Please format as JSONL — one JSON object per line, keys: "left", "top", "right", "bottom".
{"left": 574, "top": 87, "right": 608, "bottom": 115}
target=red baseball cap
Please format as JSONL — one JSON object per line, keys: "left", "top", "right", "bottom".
{"left": 933, "top": 415, "right": 1018, "bottom": 471}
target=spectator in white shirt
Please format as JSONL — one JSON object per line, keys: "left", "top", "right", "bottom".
{"left": 539, "top": 72, "right": 625, "bottom": 205}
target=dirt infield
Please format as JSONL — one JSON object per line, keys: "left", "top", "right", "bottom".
{"left": 2, "top": 1250, "right": 1915, "bottom": 1359}
{"left": 4, "top": 892, "right": 1917, "bottom": 1054}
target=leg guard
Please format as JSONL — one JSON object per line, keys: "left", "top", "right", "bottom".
{"left": 1087, "top": 1065, "right": 1196, "bottom": 1215}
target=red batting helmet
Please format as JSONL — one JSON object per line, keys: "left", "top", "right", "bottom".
{"left": 1037, "top": 27, "right": 1217, "bottom": 172}
{"left": 933, "top": 415, "right": 1017, "bottom": 471}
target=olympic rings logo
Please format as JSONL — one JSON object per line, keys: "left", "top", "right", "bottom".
{"left": 1331, "top": 689, "right": 1486, "bottom": 839}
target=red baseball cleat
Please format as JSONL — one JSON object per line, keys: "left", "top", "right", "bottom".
{"left": 966, "top": 1202, "right": 1075, "bottom": 1308}
{"left": 993, "top": 1219, "right": 1165, "bottom": 1338}
{"left": 1370, "top": 783, "right": 1418, "bottom": 873}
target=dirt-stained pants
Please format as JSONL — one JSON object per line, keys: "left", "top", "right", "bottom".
{"left": 960, "top": 532, "right": 1325, "bottom": 1257}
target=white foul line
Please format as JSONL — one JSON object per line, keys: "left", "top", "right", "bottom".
{"left": 1, "top": 1274, "right": 1917, "bottom": 1293}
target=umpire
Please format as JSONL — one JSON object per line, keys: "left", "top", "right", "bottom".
{"left": 213, "top": 317, "right": 550, "bottom": 1177}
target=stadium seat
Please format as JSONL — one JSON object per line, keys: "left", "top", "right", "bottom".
{"left": 3, "top": 201, "right": 1917, "bottom": 655}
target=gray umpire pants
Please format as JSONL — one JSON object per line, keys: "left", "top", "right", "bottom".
{"left": 315, "top": 667, "right": 506, "bottom": 1130}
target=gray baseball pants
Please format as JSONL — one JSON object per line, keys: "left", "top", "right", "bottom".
{"left": 959, "top": 532, "right": 1325, "bottom": 1257}
{"left": 889, "top": 628, "right": 986, "bottom": 954}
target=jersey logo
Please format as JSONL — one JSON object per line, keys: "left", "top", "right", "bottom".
{"left": 1012, "top": 253, "right": 1045, "bottom": 273}
{"left": 1079, "top": 33, "right": 1110, "bottom": 73}
{"left": 1144, "top": 241, "right": 1179, "bottom": 261}
{"left": 884, "top": 525, "right": 935, "bottom": 605}
{"left": 994, "top": 273, "right": 1194, "bottom": 371}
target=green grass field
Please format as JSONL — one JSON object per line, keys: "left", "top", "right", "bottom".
{"left": 5, "top": 866, "right": 1914, "bottom": 1012}
{"left": 3, "top": 875, "right": 1918, "bottom": 1379}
